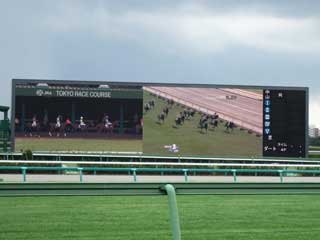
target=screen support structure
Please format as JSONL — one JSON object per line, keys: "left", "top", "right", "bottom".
{"left": 0, "top": 106, "right": 10, "bottom": 152}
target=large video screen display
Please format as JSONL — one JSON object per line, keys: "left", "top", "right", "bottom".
{"left": 12, "top": 80, "right": 308, "bottom": 158}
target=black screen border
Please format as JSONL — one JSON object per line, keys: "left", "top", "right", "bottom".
{"left": 11, "top": 78, "right": 309, "bottom": 158}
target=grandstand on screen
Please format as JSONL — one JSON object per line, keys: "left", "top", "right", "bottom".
{"left": 12, "top": 80, "right": 143, "bottom": 152}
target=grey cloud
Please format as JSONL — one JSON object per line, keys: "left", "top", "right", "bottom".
{"left": 0, "top": 0, "right": 319, "bottom": 125}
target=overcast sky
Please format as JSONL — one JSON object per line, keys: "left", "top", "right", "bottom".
{"left": 0, "top": 1, "right": 319, "bottom": 126}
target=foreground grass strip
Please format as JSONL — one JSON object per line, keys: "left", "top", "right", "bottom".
{"left": 1, "top": 195, "right": 320, "bottom": 240}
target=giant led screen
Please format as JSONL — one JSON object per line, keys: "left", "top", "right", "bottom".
{"left": 12, "top": 80, "right": 308, "bottom": 158}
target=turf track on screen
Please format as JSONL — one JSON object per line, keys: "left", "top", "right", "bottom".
{"left": 143, "top": 91, "right": 262, "bottom": 157}
{"left": 1, "top": 195, "right": 319, "bottom": 240}
{"left": 15, "top": 138, "right": 142, "bottom": 152}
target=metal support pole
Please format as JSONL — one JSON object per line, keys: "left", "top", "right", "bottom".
{"left": 279, "top": 170, "right": 284, "bottom": 183}
{"left": 164, "top": 184, "right": 181, "bottom": 240}
{"left": 21, "top": 167, "right": 27, "bottom": 183}
{"left": 183, "top": 169, "right": 188, "bottom": 182}
{"left": 232, "top": 170, "right": 237, "bottom": 183}
{"left": 21, "top": 103, "right": 25, "bottom": 132}
{"left": 71, "top": 102, "right": 76, "bottom": 124}
{"left": 119, "top": 103, "right": 124, "bottom": 134}
{"left": 132, "top": 169, "right": 137, "bottom": 182}
{"left": 78, "top": 168, "right": 83, "bottom": 183}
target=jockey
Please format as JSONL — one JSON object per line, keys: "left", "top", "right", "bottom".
{"left": 171, "top": 144, "right": 179, "bottom": 153}
{"left": 31, "top": 115, "right": 37, "bottom": 128}
{"left": 104, "top": 115, "right": 112, "bottom": 128}
{"left": 164, "top": 144, "right": 179, "bottom": 153}
{"left": 176, "top": 113, "right": 181, "bottom": 121}
{"left": 79, "top": 116, "right": 86, "bottom": 128}
{"left": 29, "top": 115, "right": 39, "bottom": 137}
{"left": 56, "top": 115, "right": 61, "bottom": 128}
{"left": 66, "top": 118, "right": 72, "bottom": 126}
{"left": 65, "top": 118, "right": 72, "bottom": 132}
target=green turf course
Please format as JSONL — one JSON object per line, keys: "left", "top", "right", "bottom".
{"left": 15, "top": 138, "right": 142, "bottom": 152}
{"left": 246, "top": 89, "right": 263, "bottom": 94}
{"left": 143, "top": 91, "right": 262, "bottom": 157}
{"left": 0, "top": 195, "right": 319, "bottom": 240}
{"left": 310, "top": 146, "right": 320, "bottom": 150}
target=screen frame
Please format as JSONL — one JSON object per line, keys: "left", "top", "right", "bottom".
{"left": 11, "top": 78, "right": 309, "bottom": 158}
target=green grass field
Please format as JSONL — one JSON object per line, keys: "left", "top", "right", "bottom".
{"left": 246, "top": 89, "right": 263, "bottom": 94}
{"left": 143, "top": 92, "right": 262, "bottom": 157}
{"left": 310, "top": 146, "right": 320, "bottom": 150}
{"left": 15, "top": 138, "right": 142, "bottom": 152}
{"left": 1, "top": 195, "right": 319, "bottom": 240}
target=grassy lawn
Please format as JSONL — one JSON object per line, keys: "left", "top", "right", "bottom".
{"left": 0, "top": 195, "right": 319, "bottom": 240}
{"left": 15, "top": 138, "right": 142, "bottom": 152}
{"left": 143, "top": 91, "right": 262, "bottom": 157}
{"left": 245, "top": 89, "right": 263, "bottom": 94}
{"left": 309, "top": 146, "right": 320, "bottom": 150}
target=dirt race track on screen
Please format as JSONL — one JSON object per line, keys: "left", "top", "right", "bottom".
{"left": 143, "top": 88, "right": 262, "bottom": 157}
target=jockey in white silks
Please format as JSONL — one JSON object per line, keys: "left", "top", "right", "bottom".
{"left": 56, "top": 116, "right": 61, "bottom": 128}
{"left": 104, "top": 115, "right": 112, "bottom": 128}
{"left": 79, "top": 116, "right": 86, "bottom": 128}
{"left": 31, "top": 116, "right": 37, "bottom": 128}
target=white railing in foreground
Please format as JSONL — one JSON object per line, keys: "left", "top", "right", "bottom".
{"left": 1, "top": 160, "right": 320, "bottom": 169}
{"left": 1, "top": 152, "right": 320, "bottom": 164}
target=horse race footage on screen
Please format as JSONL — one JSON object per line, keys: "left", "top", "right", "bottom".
{"left": 11, "top": 79, "right": 307, "bottom": 158}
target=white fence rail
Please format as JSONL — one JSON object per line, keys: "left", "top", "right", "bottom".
{"left": 1, "top": 160, "right": 320, "bottom": 169}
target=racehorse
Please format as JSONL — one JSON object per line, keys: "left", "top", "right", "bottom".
{"left": 174, "top": 117, "right": 182, "bottom": 127}
{"left": 225, "top": 121, "right": 235, "bottom": 132}
{"left": 97, "top": 120, "right": 119, "bottom": 134}
{"left": 144, "top": 103, "right": 151, "bottom": 113}
{"left": 199, "top": 114, "right": 208, "bottom": 127}
{"left": 157, "top": 112, "right": 165, "bottom": 124}
{"left": 144, "top": 100, "right": 156, "bottom": 113}
{"left": 190, "top": 110, "right": 196, "bottom": 117}
{"left": 180, "top": 112, "right": 185, "bottom": 124}
{"left": 200, "top": 120, "right": 208, "bottom": 133}
{"left": 24, "top": 122, "right": 41, "bottom": 137}
{"left": 210, "top": 119, "right": 218, "bottom": 130}
{"left": 149, "top": 100, "right": 155, "bottom": 109}
{"left": 174, "top": 112, "right": 184, "bottom": 128}
{"left": 226, "top": 95, "right": 237, "bottom": 100}
{"left": 48, "top": 122, "right": 66, "bottom": 137}
{"left": 183, "top": 109, "right": 191, "bottom": 120}
{"left": 163, "top": 107, "right": 169, "bottom": 117}
{"left": 167, "top": 99, "right": 174, "bottom": 108}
